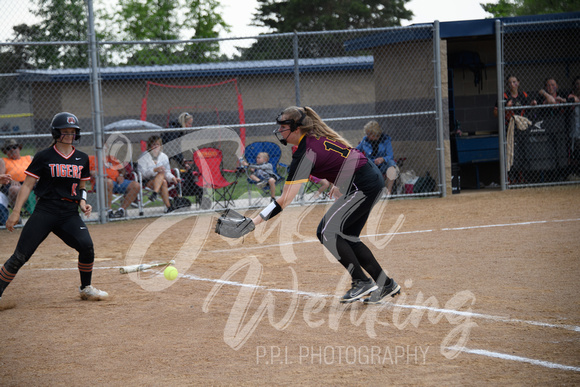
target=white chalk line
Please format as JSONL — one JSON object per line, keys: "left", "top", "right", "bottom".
{"left": 29, "top": 215, "right": 580, "bottom": 373}
{"left": 441, "top": 217, "right": 580, "bottom": 231}
{"left": 208, "top": 229, "right": 433, "bottom": 253}
{"left": 207, "top": 217, "right": 580, "bottom": 253}
{"left": 447, "top": 346, "right": 580, "bottom": 372}
{"left": 190, "top": 271, "right": 580, "bottom": 372}
{"left": 20, "top": 264, "right": 580, "bottom": 372}
{"left": 177, "top": 273, "right": 580, "bottom": 333}
{"left": 34, "top": 215, "right": 580, "bottom": 334}
{"left": 39, "top": 265, "right": 577, "bottom": 334}
{"left": 35, "top": 264, "right": 580, "bottom": 373}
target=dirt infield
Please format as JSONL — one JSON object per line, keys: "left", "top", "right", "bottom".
{"left": 1, "top": 186, "right": 579, "bottom": 386}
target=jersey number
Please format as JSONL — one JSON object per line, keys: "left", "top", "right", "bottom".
{"left": 324, "top": 141, "right": 350, "bottom": 158}
{"left": 72, "top": 183, "right": 78, "bottom": 197}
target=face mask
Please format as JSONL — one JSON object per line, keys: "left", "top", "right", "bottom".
{"left": 273, "top": 110, "right": 306, "bottom": 146}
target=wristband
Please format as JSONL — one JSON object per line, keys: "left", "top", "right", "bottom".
{"left": 80, "top": 189, "right": 87, "bottom": 201}
{"left": 260, "top": 200, "right": 282, "bottom": 220}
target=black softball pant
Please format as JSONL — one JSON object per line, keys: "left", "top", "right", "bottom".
{"left": 0, "top": 199, "right": 95, "bottom": 294}
{"left": 316, "top": 162, "right": 392, "bottom": 285}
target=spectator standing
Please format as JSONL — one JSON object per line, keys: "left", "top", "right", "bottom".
{"left": 567, "top": 76, "right": 580, "bottom": 176}
{"left": 538, "top": 78, "right": 567, "bottom": 105}
{"left": 537, "top": 78, "right": 568, "bottom": 178}
{"left": 494, "top": 75, "right": 537, "bottom": 124}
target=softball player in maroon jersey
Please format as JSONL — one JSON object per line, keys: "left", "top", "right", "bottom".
{"left": 0, "top": 112, "right": 108, "bottom": 302}
{"left": 252, "top": 106, "right": 400, "bottom": 304}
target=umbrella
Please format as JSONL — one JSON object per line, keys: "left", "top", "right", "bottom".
{"left": 103, "top": 119, "right": 163, "bottom": 152}
{"left": 104, "top": 119, "right": 162, "bottom": 132}
{"left": 103, "top": 119, "right": 164, "bottom": 146}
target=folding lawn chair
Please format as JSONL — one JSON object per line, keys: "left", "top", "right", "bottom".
{"left": 193, "top": 147, "right": 241, "bottom": 209}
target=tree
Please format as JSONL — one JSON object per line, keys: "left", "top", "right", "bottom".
{"left": 3, "top": 0, "right": 230, "bottom": 68}
{"left": 0, "top": 37, "right": 35, "bottom": 109}
{"left": 253, "top": 0, "right": 413, "bottom": 32}
{"left": 8, "top": 0, "right": 90, "bottom": 69}
{"left": 238, "top": 0, "right": 413, "bottom": 60}
{"left": 100, "top": 0, "right": 230, "bottom": 65}
{"left": 481, "top": 0, "right": 580, "bottom": 17}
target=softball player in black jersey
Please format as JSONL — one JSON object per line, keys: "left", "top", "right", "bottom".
{"left": 0, "top": 112, "right": 108, "bottom": 302}
{"left": 252, "top": 106, "right": 400, "bottom": 304}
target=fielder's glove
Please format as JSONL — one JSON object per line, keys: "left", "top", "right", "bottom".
{"left": 215, "top": 209, "right": 255, "bottom": 239}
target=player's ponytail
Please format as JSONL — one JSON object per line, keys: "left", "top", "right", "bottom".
{"left": 284, "top": 106, "right": 352, "bottom": 148}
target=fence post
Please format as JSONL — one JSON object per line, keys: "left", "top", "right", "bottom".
{"left": 434, "top": 20, "right": 446, "bottom": 197}
{"left": 293, "top": 31, "right": 301, "bottom": 106}
{"left": 87, "top": 0, "right": 106, "bottom": 222}
{"left": 496, "top": 19, "right": 507, "bottom": 191}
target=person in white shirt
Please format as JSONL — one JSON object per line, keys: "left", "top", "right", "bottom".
{"left": 138, "top": 135, "right": 180, "bottom": 213}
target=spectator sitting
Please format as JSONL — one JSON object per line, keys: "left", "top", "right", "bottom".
{"left": 138, "top": 135, "right": 180, "bottom": 213}
{"left": 88, "top": 153, "right": 140, "bottom": 219}
{"left": 162, "top": 111, "right": 193, "bottom": 169}
{"left": 167, "top": 112, "right": 206, "bottom": 204}
{"left": 494, "top": 75, "right": 537, "bottom": 125}
{"left": 1, "top": 139, "right": 34, "bottom": 213}
{"left": 241, "top": 151, "right": 278, "bottom": 202}
{"left": 356, "top": 120, "right": 399, "bottom": 194}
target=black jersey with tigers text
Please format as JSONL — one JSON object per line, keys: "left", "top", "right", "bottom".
{"left": 286, "top": 134, "right": 367, "bottom": 190}
{"left": 25, "top": 145, "right": 90, "bottom": 201}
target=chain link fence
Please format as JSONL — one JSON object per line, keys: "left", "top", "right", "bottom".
{"left": 499, "top": 17, "right": 580, "bottom": 188}
{"left": 0, "top": 5, "right": 443, "bottom": 225}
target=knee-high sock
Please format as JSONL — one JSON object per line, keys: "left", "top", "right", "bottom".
{"left": 334, "top": 235, "right": 368, "bottom": 281}
{"left": 349, "top": 241, "right": 391, "bottom": 286}
{"left": 78, "top": 245, "right": 94, "bottom": 288}
{"left": 0, "top": 252, "right": 28, "bottom": 296}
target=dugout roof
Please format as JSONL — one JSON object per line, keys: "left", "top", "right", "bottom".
{"left": 16, "top": 56, "right": 373, "bottom": 83}
{"left": 344, "top": 11, "right": 580, "bottom": 51}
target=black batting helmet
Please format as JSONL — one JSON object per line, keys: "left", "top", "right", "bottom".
{"left": 51, "top": 112, "right": 81, "bottom": 140}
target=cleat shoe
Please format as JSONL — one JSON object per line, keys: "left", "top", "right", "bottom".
{"left": 107, "top": 209, "right": 114, "bottom": 218}
{"left": 340, "top": 278, "right": 377, "bottom": 303}
{"left": 79, "top": 285, "right": 109, "bottom": 301}
{"left": 364, "top": 279, "right": 401, "bottom": 304}
{"left": 149, "top": 192, "right": 158, "bottom": 202}
{"left": 165, "top": 205, "right": 177, "bottom": 213}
